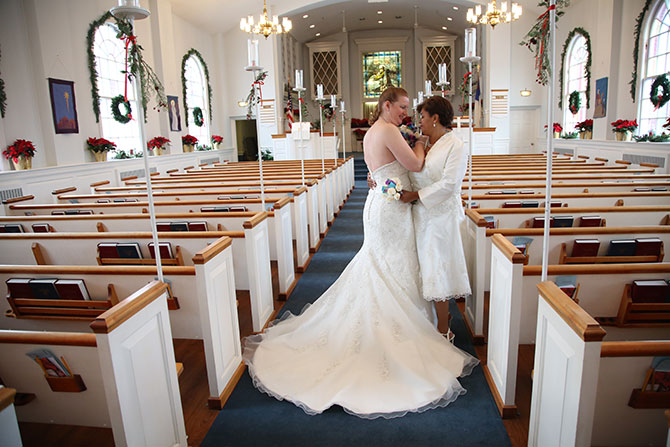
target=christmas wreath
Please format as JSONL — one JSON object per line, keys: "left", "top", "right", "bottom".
{"left": 111, "top": 94, "right": 132, "bottom": 124}
{"left": 193, "top": 107, "right": 204, "bottom": 127}
{"left": 568, "top": 91, "right": 581, "bottom": 115}
{"left": 650, "top": 74, "right": 670, "bottom": 110}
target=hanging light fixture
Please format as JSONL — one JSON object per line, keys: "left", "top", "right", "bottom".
{"left": 240, "top": 0, "right": 292, "bottom": 39}
{"left": 467, "top": 1, "right": 522, "bottom": 28}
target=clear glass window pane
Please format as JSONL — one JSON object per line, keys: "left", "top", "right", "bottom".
{"left": 184, "top": 56, "right": 210, "bottom": 145}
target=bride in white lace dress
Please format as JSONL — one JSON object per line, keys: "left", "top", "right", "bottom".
{"left": 243, "top": 87, "right": 478, "bottom": 419}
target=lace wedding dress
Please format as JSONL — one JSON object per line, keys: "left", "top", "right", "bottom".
{"left": 243, "top": 160, "right": 479, "bottom": 419}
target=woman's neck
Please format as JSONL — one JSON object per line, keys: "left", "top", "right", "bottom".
{"left": 428, "top": 127, "right": 449, "bottom": 145}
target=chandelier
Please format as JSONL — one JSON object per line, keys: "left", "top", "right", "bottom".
{"left": 240, "top": 0, "right": 292, "bottom": 39}
{"left": 467, "top": 1, "right": 522, "bottom": 28}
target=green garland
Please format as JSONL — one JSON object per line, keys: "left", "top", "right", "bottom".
{"left": 568, "top": 90, "right": 581, "bottom": 115}
{"left": 86, "top": 11, "right": 166, "bottom": 123}
{"left": 0, "top": 45, "right": 6, "bottom": 118}
{"left": 111, "top": 94, "right": 132, "bottom": 123}
{"left": 650, "top": 74, "right": 670, "bottom": 109}
{"left": 246, "top": 70, "right": 268, "bottom": 119}
{"left": 631, "top": 0, "right": 654, "bottom": 101}
{"left": 558, "top": 27, "right": 592, "bottom": 110}
{"left": 193, "top": 106, "right": 204, "bottom": 127}
{"left": 181, "top": 49, "right": 212, "bottom": 126}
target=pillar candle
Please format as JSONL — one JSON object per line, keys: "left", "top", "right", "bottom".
{"left": 330, "top": 95, "right": 337, "bottom": 105}
{"left": 418, "top": 91, "right": 424, "bottom": 104}
{"left": 295, "top": 70, "right": 303, "bottom": 89}
{"left": 247, "top": 39, "right": 259, "bottom": 67}
{"left": 413, "top": 98, "right": 418, "bottom": 109}
{"left": 439, "top": 63, "right": 447, "bottom": 85}
{"left": 425, "top": 80, "right": 432, "bottom": 97}
{"left": 464, "top": 28, "right": 477, "bottom": 59}
{"left": 340, "top": 100, "right": 345, "bottom": 112}
{"left": 317, "top": 84, "right": 324, "bottom": 99}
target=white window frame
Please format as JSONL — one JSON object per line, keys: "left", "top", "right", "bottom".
{"left": 562, "top": 34, "right": 588, "bottom": 133}
{"left": 184, "top": 55, "right": 211, "bottom": 145}
{"left": 306, "top": 41, "right": 342, "bottom": 101}
{"left": 421, "top": 35, "right": 457, "bottom": 96}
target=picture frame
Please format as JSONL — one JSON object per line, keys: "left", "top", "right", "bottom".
{"left": 594, "top": 77, "right": 608, "bottom": 119}
{"left": 48, "top": 78, "right": 79, "bottom": 134}
{"left": 167, "top": 95, "right": 182, "bottom": 132}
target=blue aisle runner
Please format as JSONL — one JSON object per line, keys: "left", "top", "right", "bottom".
{"left": 203, "top": 176, "right": 511, "bottom": 447}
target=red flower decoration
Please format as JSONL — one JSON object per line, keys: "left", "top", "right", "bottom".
{"left": 147, "top": 136, "right": 170, "bottom": 150}
{"left": 3, "top": 139, "right": 37, "bottom": 161}
{"left": 211, "top": 135, "right": 223, "bottom": 144}
{"left": 182, "top": 135, "right": 199, "bottom": 145}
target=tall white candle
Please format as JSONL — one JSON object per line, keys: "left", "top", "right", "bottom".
{"left": 330, "top": 95, "right": 337, "bottom": 105}
{"left": 439, "top": 63, "right": 447, "bottom": 84}
{"left": 425, "top": 80, "right": 432, "bottom": 97}
{"left": 317, "top": 84, "right": 324, "bottom": 99}
{"left": 340, "top": 100, "right": 345, "bottom": 112}
{"left": 247, "top": 39, "right": 259, "bottom": 67}
{"left": 418, "top": 91, "right": 424, "bottom": 104}
{"left": 295, "top": 70, "right": 303, "bottom": 89}
{"left": 413, "top": 98, "right": 418, "bottom": 109}
{"left": 118, "top": 0, "right": 139, "bottom": 6}
{"left": 465, "top": 28, "right": 477, "bottom": 59}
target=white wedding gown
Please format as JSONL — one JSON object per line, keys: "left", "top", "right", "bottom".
{"left": 243, "top": 160, "right": 479, "bottom": 419}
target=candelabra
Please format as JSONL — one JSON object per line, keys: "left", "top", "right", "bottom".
{"left": 316, "top": 84, "right": 325, "bottom": 175}
{"left": 245, "top": 40, "right": 266, "bottom": 208}
{"left": 459, "top": 28, "right": 481, "bottom": 210}
{"left": 293, "top": 69, "right": 306, "bottom": 186}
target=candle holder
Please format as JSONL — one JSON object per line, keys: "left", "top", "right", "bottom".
{"left": 246, "top": 62, "right": 266, "bottom": 207}
{"left": 339, "top": 105, "right": 347, "bottom": 161}
{"left": 436, "top": 81, "right": 450, "bottom": 97}
{"left": 316, "top": 96, "right": 325, "bottom": 174}
{"left": 293, "top": 84, "right": 307, "bottom": 186}
{"left": 459, "top": 28, "right": 481, "bottom": 211}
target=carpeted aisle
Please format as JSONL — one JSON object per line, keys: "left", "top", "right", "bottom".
{"left": 202, "top": 163, "right": 511, "bottom": 447}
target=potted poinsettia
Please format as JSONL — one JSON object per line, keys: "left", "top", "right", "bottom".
{"left": 4, "top": 139, "right": 36, "bottom": 170}
{"left": 86, "top": 137, "right": 116, "bottom": 162}
{"left": 182, "top": 134, "right": 198, "bottom": 152}
{"left": 575, "top": 119, "right": 593, "bottom": 140}
{"left": 211, "top": 135, "right": 223, "bottom": 150}
{"left": 147, "top": 136, "right": 170, "bottom": 156}
{"left": 544, "top": 123, "right": 562, "bottom": 138}
{"left": 611, "top": 119, "right": 638, "bottom": 141}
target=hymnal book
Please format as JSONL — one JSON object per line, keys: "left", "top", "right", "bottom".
{"left": 116, "top": 242, "right": 142, "bottom": 259}
{"left": 0, "top": 226, "right": 5, "bottom": 233}
{"left": 571, "top": 239, "right": 600, "bottom": 257}
{"left": 64, "top": 210, "right": 79, "bottom": 215}
{"left": 6, "top": 278, "right": 33, "bottom": 298}
{"left": 229, "top": 206, "right": 248, "bottom": 212}
{"left": 97, "top": 242, "right": 119, "bottom": 258}
{"left": 520, "top": 190, "right": 536, "bottom": 195}
{"left": 3, "top": 224, "right": 24, "bottom": 233}
{"left": 521, "top": 201, "right": 539, "bottom": 208}
{"left": 633, "top": 187, "right": 651, "bottom": 192}
{"left": 483, "top": 216, "right": 496, "bottom": 229}
{"left": 188, "top": 221, "right": 207, "bottom": 231}
{"left": 486, "top": 191, "right": 503, "bottom": 195}
{"left": 28, "top": 278, "right": 60, "bottom": 299}
{"left": 630, "top": 280, "right": 670, "bottom": 303}
{"left": 502, "top": 190, "right": 517, "bottom": 195}
{"left": 68, "top": 199, "right": 79, "bottom": 204}
{"left": 553, "top": 216, "right": 574, "bottom": 228}
{"left": 555, "top": 275, "right": 578, "bottom": 299}
{"left": 502, "top": 201, "right": 522, "bottom": 208}
{"left": 512, "top": 236, "right": 533, "bottom": 256}
{"left": 470, "top": 202, "right": 480, "bottom": 209}
{"left": 77, "top": 210, "right": 93, "bottom": 215}
{"left": 200, "top": 207, "right": 216, "bottom": 212}
{"left": 550, "top": 201, "right": 562, "bottom": 208}
{"left": 650, "top": 357, "right": 670, "bottom": 392}
{"left": 169, "top": 222, "right": 189, "bottom": 232}
{"left": 32, "top": 223, "right": 50, "bottom": 233}
{"left": 148, "top": 242, "right": 174, "bottom": 259}
{"left": 634, "top": 237, "right": 663, "bottom": 256}
{"left": 531, "top": 217, "right": 551, "bottom": 228}
{"left": 51, "top": 211, "right": 66, "bottom": 215}
{"left": 96, "top": 199, "right": 110, "bottom": 203}
{"left": 126, "top": 198, "right": 139, "bottom": 202}
{"left": 606, "top": 239, "right": 637, "bottom": 256}
{"left": 113, "top": 198, "right": 126, "bottom": 203}
{"left": 218, "top": 195, "right": 246, "bottom": 200}
{"left": 579, "top": 216, "right": 603, "bottom": 227}
{"left": 55, "top": 279, "right": 90, "bottom": 300}
{"left": 156, "top": 222, "right": 172, "bottom": 232}
{"left": 651, "top": 187, "right": 668, "bottom": 191}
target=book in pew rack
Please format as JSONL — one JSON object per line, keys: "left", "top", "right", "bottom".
{"left": 6, "top": 278, "right": 33, "bottom": 298}
{"left": 169, "top": 222, "right": 189, "bottom": 231}
{"left": 149, "top": 242, "right": 174, "bottom": 259}
{"left": 571, "top": 239, "right": 601, "bottom": 257}
{"left": 1, "top": 224, "right": 24, "bottom": 233}
{"left": 54, "top": 279, "right": 90, "bottom": 300}
{"left": 555, "top": 275, "right": 578, "bottom": 299}
{"left": 116, "top": 242, "right": 142, "bottom": 259}
{"left": 553, "top": 216, "right": 574, "bottom": 228}
{"left": 188, "top": 221, "right": 207, "bottom": 231}
{"left": 31, "top": 223, "right": 51, "bottom": 233}
{"left": 28, "top": 278, "right": 60, "bottom": 299}
{"left": 634, "top": 238, "right": 663, "bottom": 256}
{"left": 157, "top": 222, "right": 172, "bottom": 232}
{"left": 630, "top": 280, "right": 670, "bottom": 303}
{"left": 97, "top": 242, "right": 119, "bottom": 258}
{"left": 606, "top": 239, "right": 637, "bottom": 257}
{"left": 579, "top": 216, "right": 603, "bottom": 227}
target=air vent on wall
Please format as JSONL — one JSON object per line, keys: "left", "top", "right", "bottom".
{"left": 119, "top": 167, "right": 158, "bottom": 180}
{"left": 0, "top": 187, "right": 24, "bottom": 202}
{"left": 554, "top": 148, "right": 574, "bottom": 155}
{"left": 201, "top": 157, "right": 220, "bottom": 166}
{"left": 622, "top": 153, "right": 666, "bottom": 168}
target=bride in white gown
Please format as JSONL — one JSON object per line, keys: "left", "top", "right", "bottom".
{"left": 243, "top": 87, "right": 478, "bottom": 419}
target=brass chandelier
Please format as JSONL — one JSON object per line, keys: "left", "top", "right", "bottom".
{"left": 240, "top": 0, "right": 292, "bottom": 39}
{"left": 467, "top": 1, "right": 522, "bottom": 28}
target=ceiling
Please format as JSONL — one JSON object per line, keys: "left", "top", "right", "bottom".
{"left": 167, "top": 0, "right": 544, "bottom": 43}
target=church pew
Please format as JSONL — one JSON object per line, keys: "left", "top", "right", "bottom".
{"left": 5, "top": 199, "right": 298, "bottom": 299}
{"left": 485, "top": 235, "right": 670, "bottom": 418}
{"left": 463, "top": 180, "right": 670, "bottom": 196}
{"left": 528, "top": 282, "right": 670, "bottom": 447}
{"left": 462, "top": 206, "right": 670, "bottom": 343}
{"left": 0, "top": 386, "right": 21, "bottom": 446}
{"left": 469, "top": 191, "right": 670, "bottom": 209}
{"left": 466, "top": 173, "right": 670, "bottom": 185}
{"left": 0, "top": 281, "right": 189, "bottom": 446}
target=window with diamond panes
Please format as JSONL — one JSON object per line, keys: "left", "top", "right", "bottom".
{"left": 312, "top": 51, "right": 338, "bottom": 98}
{"left": 425, "top": 45, "right": 453, "bottom": 93}
{"left": 563, "top": 35, "right": 588, "bottom": 133}
{"left": 94, "top": 23, "right": 142, "bottom": 158}
{"left": 638, "top": 1, "right": 670, "bottom": 135}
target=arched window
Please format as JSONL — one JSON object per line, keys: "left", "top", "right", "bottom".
{"left": 93, "top": 23, "right": 141, "bottom": 157}
{"left": 183, "top": 56, "right": 210, "bottom": 145}
{"left": 638, "top": 1, "right": 670, "bottom": 135}
{"left": 562, "top": 34, "right": 588, "bottom": 133}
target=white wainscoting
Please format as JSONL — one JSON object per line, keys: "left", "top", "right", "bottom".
{"left": 552, "top": 139, "right": 670, "bottom": 173}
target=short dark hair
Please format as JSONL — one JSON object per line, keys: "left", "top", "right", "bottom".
{"left": 417, "top": 96, "right": 454, "bottom": 129}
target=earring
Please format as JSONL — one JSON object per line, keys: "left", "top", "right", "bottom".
{"left": 433, "top": 123, "right": 436, "bottom": 127}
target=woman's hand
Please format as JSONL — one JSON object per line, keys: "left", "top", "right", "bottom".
{"left": 367, "top": 173, "right": 377, "bottom": 189}
{"left": 399, "top": 190, "right": 419, "bottom": 203}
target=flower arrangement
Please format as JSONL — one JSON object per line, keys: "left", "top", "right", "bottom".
{"left": 611, "top": 119, "right": 638, "bottom": 133}
{"left": 147, "top": 136, "right": 170, "bottom": 150}
{"left": 399, "top": 124, "right": 419, "bottom": 148}
{"left": 211, "top": 135, "right": 223, "bottom": 145}
{"left": 575, "top": 119, "right": 593, "bottom": 132}
{"left": 381, "top": 178, "right": 403, "bottom": 201}
{"left": 4, "top": 139, "right": 36, "bottom": 161}
{"left": 544, "top": 123, "right": 562, "bottom": 134}
{"left": 182, "top": 135, "right": 198, "bottom": 145}
{"left": 86, "top": 137, "right": 116, "bottom": 153}
{"left": 633, "top": 131, "right": 670, "bottom": 143}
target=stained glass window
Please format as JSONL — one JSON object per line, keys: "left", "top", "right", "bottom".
{"left": 363, "top": 51, "right": 402, "bottom": 98}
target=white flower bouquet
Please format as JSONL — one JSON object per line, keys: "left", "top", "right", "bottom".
{"left": 381, "top": 178, "right": 403, "bottom": 201}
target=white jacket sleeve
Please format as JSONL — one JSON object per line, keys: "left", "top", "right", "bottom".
{"left": 417, "top": 138, "right": 467, "bottom": 209}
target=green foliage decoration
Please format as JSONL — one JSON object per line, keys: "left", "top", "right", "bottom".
{"left": 558, "top": 27, "right": 592, "bottom": 109}
{"left": 181, "top": 49, "right": 212, "bottom": 126}
{"left": 193, "top": 106, "right": 204, "bottom": 127}
{"left": 631, "top": 0, "right": 654, "bottom": 101}
{"left": 0, "top": 46, "right": 6, "bottom": 118}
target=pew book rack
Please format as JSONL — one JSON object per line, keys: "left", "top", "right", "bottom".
{"left": 596, "top": 283, "right": 670, "bottom": 327}
{"left": 558, "top": 242, "right": 664, "bottom": 264}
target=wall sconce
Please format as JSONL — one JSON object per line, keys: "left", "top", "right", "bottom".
{"left": 520, "top": 88, "right": 532, "bottom": 97}
{"left": 238, "top": 100, "right": 248, "bottom": 107}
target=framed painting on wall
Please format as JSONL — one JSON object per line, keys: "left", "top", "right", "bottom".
{"left": 594, "top": 77, "right": 608, "bottom": 119}
{"left": 167, "top": 95, "right": 182, "bottom": 132}
{"left": 48, "top": 78, "right": 79, "bottom": 134}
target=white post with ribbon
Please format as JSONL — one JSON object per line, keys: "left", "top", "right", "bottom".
{"left": 293, "top": 70, "right": 306, "bottom": 186}
{"left": 460, "top": 27, "right": 480, "bottom": 209}
{"left": 246, "top": 39, "right": 265, "bottom": 207}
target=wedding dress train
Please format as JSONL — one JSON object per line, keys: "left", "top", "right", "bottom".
{"left": 243, "top": 160, "right": 479, "bottom": 418}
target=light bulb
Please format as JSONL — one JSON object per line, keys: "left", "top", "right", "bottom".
{"left": 475, "top": 5, "right": 482, "bottom": 15}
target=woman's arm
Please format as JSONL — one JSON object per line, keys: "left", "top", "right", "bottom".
{"left": 417, "top": 139, "right": 467, "bottom": 209}
{"left": 385, "top": 125, "right": 426, "bottom": 172}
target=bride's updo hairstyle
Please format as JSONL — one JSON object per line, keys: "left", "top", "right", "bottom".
{"left": 370, "top": 86, "right": 409, "bottom": 125}
{"left": 417, "top": 96, "right": 454, "bottom": 129}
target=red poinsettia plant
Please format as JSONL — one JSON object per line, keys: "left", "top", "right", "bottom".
{"left": 211, "top": 135, "right": 223, "bottom": 144}
{"left": 3, "top": 139, "right": 36, "bottom": 161}
{"left": 147, "top": 136, "right": 170, "bottom": 150}
{"left": 575, "top": 119, "right": 593, "bottom": 132}
{"left": 663, "top": 118, "right": 670, "bottom": 131}
{"left": 544, "top": 123, "right": 563, "bottom": 133}
{"left": 182, "top": 134, "right": 198, "bottom": 145}
{"left": 86, "top": 137, "right": 117, "bottom": 153}
{"left": 611, "top": 119, "right": 638, "bottom": 133}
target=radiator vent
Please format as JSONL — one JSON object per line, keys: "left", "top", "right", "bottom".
{"left": 554, "top": 148, "right": 574, "bottom": 155}
{"left": 622, "top": 153, "right": 666, "bottom": 168}
{"left": 201, "top": 157, "right": 220, "bottom": 166}
{"left": 0, "top": 187, "right": 24, "bottom": 202}
{"left": 119, "top": 167, "right": 158, "bottom": 180}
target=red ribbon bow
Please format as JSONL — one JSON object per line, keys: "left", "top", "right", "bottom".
{"left": 253, "top": 80, "right": 264, "bottom": 105}
{"left": 121, "top": 34, "right": 137, "bottom": 120}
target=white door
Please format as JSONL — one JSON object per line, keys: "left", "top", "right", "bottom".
{"left": 509, "top": 106, "right": 539, "bottom": 153}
